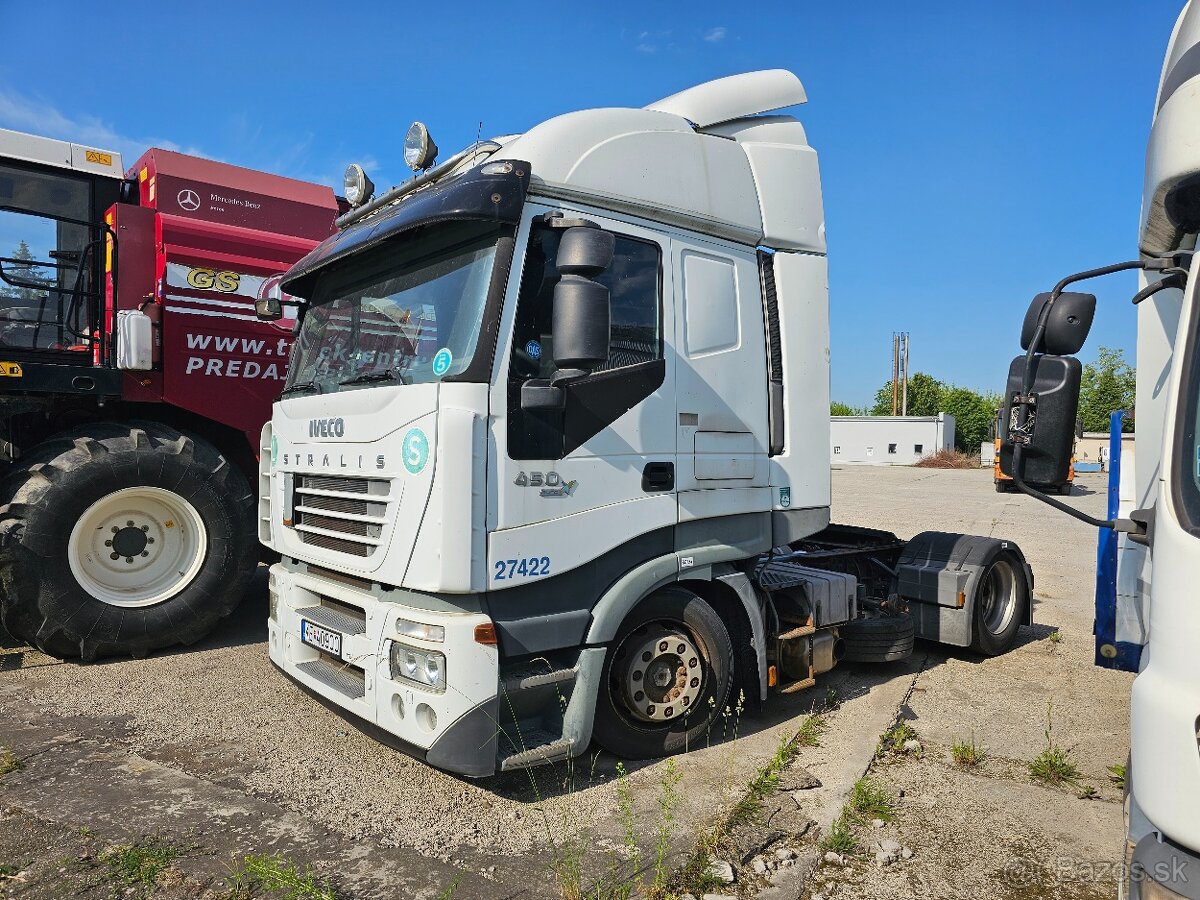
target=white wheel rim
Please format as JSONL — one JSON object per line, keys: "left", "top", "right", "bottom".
{"left": 68, "top": 487, "right": 208, "bottom": 608}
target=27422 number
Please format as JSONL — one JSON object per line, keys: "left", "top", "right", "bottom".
{"left": 493, "top": 556, "right": 551, "bottom": 581}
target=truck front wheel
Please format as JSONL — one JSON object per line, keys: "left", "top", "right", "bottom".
{"left": 0, "top": 423, "right": 257, "bottom": 660}
{"left": 593, "top": 587, "right": 733, "bottom": 760}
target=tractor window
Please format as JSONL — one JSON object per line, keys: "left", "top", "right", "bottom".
{"left": 0, "top": 163, "right": 94, "bottom": 351}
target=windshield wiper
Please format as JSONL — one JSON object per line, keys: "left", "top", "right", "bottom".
{"left": 339, "top": 369, "right": 411, "bottom": 386}
{"left": 280, "top": 380, "right": 323, "bottom": 397}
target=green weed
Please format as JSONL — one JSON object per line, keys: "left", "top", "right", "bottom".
{"left": 1107, "top": 764, "right": 1127, "bottom": 790}
{"left": 1048, "top": 630, "right": 1062, "bottom": 644}
{"left": 847, "top": 776, "right": 894, "bottom": 823}
{"left": 1028, "top": 703, "right": 1082, "bottom": 787}
{"left": 0, "top": 747, "right": 21, "bottom": 777}
{"left": 877, "top": 721, "right": 918, "bottom": 756}
{"left": 819, "top": 812, "right": 859, "bottom": 855}
{"left": 227, "top": 853, "right": 336, "bottom": 900}
{"left": 951, "top": 735, "right": 984, "bottom": 768}
{"left": 102, "top": 839, "right": 179, "bottom": 889}
{"left": 795, "top": 714, "right": 827, "bottom": 748}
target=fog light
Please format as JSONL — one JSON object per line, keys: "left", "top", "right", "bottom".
{"left": 396, "top": 617, "right": 445, "bottom": 642}
{"left": 404, "top": 122, "right": 438, "bottom": 171}
{"left": 389, "top": 641, "right": 446, "bottom": 692}
{"left": 343, "top": 163, "right": 375, "bottom": 207}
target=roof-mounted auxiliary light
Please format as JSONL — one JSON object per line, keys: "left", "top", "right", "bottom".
{"left": 343, "top": 163, "right": 375, "bottom": 207}
{"left": 480, "top": 161, "right": 514, "bottom": 175}
{"left": 404, "top": 122, "right": 439, "bottom": 171}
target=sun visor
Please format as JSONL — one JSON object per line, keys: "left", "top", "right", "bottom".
{"left": 282, "top": 161, "right": 530, "bottom": 299}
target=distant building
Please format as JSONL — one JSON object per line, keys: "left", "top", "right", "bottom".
{"left": 830, "top": 414, "right": 956, "bottom": 465}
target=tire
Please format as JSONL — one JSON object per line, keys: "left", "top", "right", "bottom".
{"left": 593, "top": 587, "right": 733, "bottom": 759}
{"left": 0, "top": 422, "right": 257, "bottom": 660}
{"left": 970, "top": 548, "right": 1028, "bottom": 656}
{"left": 1058, "top": 483, "right": 1073, "bottom": 496}
{"left": 840, "top": 613, "right": 915, "bottom": 663}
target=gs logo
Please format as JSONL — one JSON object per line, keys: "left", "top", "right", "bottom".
{"left": 186, "top": 267, "right": 241, "bottom": 293}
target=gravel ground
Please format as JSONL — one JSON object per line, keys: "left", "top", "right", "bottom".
{"left": 0, "top": 465, "right": 1131, "bottom": 899}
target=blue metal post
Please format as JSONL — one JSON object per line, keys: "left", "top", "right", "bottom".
{"left": 1094, "top": 410, "right": 1139, "bottom": 670}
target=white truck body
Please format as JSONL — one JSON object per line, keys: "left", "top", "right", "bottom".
{"left": 261, "top": 72, "right": 1032, "bottom": 776}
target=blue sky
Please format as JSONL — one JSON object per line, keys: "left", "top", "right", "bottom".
{"left": 0, "top": 1, "right": 1183, "bottom": 405}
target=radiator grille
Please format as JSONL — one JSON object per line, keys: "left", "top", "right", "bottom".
{"left": 292, "top": 473, "right": 391, "bottom": 559}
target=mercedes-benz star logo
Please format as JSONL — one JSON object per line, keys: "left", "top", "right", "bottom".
{"left": 177, "top": 189, "right": 200, "bottom": 212}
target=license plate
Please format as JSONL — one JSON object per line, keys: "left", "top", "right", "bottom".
{"left": 300, "top": 619, "right": 342, "bottom": 658}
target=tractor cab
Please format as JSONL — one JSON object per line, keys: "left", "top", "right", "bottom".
{"left": 0, "top": 128, "right": 126, "bottom": 393}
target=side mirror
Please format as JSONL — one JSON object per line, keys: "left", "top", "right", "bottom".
{"left": 999, "top": 354, "right": 1082, "bottom": 484}
{"left": 254, "top": 297, "right": 283, "bottom": 321}
{"left": 552, "top": 227, "right": 614, "bottom": 370}
{"left": 521, "top": 226, "right": 614, "bottom": 411}
{"left": 1021, "top": 291, "right": 1096, "bottom": 355}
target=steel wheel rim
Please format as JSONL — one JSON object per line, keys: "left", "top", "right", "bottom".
{"left": 68, "top": 487, "right": 208, "bottom": 608}
{"left": 613, "top": 623, "right": 705, "bottom": 723}
{"left": 979, "top": 560, "right": 1017, "bottom": 635}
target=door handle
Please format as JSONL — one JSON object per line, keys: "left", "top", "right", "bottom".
{"left": 642, "top": 461, "right": 674, "bottom": 492}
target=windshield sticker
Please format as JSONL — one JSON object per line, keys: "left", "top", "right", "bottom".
{"left": 431, "top": 348, "right": 453, "bottom": 377}
{"left": 525, "top": 340, "right": 542, "bottom": 361}
{"left": 403, "top": 428, "right": 430, "bottom": 475}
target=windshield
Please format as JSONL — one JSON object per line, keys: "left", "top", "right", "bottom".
{"left": 284, "top": 221, "right": 502, "bottom": 395}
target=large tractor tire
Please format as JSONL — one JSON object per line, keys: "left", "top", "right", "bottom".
{"left": 593, "top": 586, "right": 734, "bottom": 760}
{"left": 0, "top": 422, "right": 257, "bottom": 660}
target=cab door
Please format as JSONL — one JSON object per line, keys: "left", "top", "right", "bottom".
{"left": 487, "top": 203, "right": 676, "bottom": 601}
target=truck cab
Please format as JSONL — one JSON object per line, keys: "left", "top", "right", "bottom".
{"left": 264, "top": 72, "right": 1033, "bottom": 776}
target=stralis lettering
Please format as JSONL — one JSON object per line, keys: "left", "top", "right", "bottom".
{"left": 309, "top": 418, "right": 345, "bottom": 438}
{"left": 281, "top": 452, "right": 386, "bottom": 470}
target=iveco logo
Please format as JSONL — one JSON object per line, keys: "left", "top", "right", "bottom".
{"left": 309, "top": 417, "right": 345, "bottom": 437}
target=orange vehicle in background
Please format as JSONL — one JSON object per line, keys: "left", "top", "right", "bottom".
{"left": 993, "top": 407, "right": 1075, "bottom": 494}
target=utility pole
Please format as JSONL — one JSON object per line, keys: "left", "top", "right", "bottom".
{"left": 901, "top": 332, "right": 910, "bottom": 416}
{"left": 891, "top": 333, "right": 900, "bottom": 415}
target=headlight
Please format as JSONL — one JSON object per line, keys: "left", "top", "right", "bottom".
{"left": 268, "top": 585, "right": 279, "bottom": 621}
{"left": 389, "top": 641, "right": 446, "bottom": 692}
{"left": 403, "top": 122, "right": 439, "bottom": 171}
{"left": 343, "top": 163, "right": 375, "bottom": 207}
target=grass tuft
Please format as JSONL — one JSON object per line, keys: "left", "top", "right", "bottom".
{"left": 1107, "top": 764, "right": 1127, "bottom": 790}
{"left": 102, "top": 839, "right": 179, "bottom": 889}
{"left": 227, "top": 853, "right": 337, "bottom": 900}
{"left": 795, "top": 714, "right": 827, "bottom": 748}
{"left": 819, "top": 812, "right": 859, "bottom": 855}
{"left": 877, "top": 721, "right": 918, "bottom": 756}
{"left": 847, "top": 776, "right": 893, "bottom": 823}
{"left": 951, "top": 735, "right": 984, "bottom": 768}
{"left": 1048, "top": 630, "right": 1063, "bottom": 644}
{"left": 1028, "top": 703, "right": 1083, "bottom": 788}
{"left": 0, "top": 747, "right": 21, "bottom": 777}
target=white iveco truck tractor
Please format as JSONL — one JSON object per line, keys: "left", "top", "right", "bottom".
{"left": 259, "top": 71, "right": 1034, "bottom": 776}
{"left": 999, "top": 4, "right": 1200, "bottom": 896}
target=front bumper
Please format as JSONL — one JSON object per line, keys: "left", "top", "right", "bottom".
{"left": 267, "top": 562, "right": 502, "bottom": 777}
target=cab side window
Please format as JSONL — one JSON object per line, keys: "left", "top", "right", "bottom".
{"left": 510, "top": 225, "right": 661, "bottom": 379}
{"left": 508, "top": 222, "right": 665, "bottom": 460}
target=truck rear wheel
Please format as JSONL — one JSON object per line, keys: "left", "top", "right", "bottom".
{"left": 593, "top": 587, "right": 733, "bottom": 760}
{"left": 970, "top": 548, "right": 1027, "bottom": 656}
{"left": 0, "top": 423, "right": 256, "bottom": 660}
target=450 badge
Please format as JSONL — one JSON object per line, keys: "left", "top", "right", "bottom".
{"left": 513, "top": 471, "right": 577, "bottom": 498}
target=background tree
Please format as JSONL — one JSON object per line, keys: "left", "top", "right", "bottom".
{"left": 1078, "top": 346, "right": 1135, "bottom": 432}
{"left": 866, "top": 372, "right": 1006, "bottom": 452}
{"left": 939, "top": 386, "right": 995, "bottom": 452}
{"left": 0, "top": 241, "right": 50, "bottom": 303}
{"left": 870, "top": 371, "right": 943, "bottom": 416}
{"left": 831, "top": 401, "right": 859, "bottom": 416}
